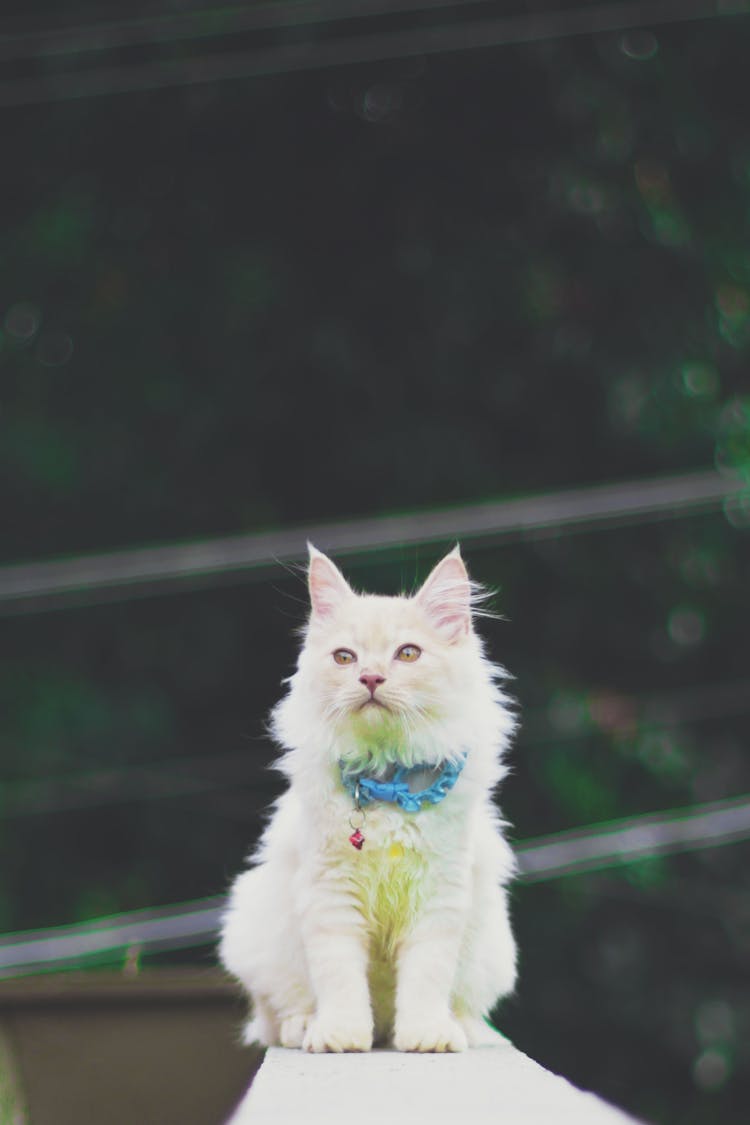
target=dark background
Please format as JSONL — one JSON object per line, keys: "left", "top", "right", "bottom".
{"left": 1, "top": 2, "right": 749, "bottom": 1123}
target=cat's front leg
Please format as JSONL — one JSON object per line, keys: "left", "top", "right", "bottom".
{"left": 394, "top": 895, "right": 469, "bottom": 1053}
{"left": 299, "top": 870, "right": 373, "bottom": 1053}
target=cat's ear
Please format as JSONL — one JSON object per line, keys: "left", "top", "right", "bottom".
{"left": 308, "top": 544, "right": 352, "bottom": 620}
{"left": 415, "top": 545, "right": 471, "bottom": 640}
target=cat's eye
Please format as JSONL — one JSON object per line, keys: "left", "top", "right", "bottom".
{"left": 395, "top": 644, "right": 421, "bottom": 663}
{"left": 333, "top": 649, "right": 356, "bottom": 665}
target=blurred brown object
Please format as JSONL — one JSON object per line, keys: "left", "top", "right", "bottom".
{"left": 0, "top": 969, "right": 261, "bottom": 1125}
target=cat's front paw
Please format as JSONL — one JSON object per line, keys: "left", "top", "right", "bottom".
{"left": 279, "top": 1012, "right": 311, "bottom": 1048}
{"left": 394, "top": 1011, "right": 469, "bottom": 1053}
{"left": 303, "top": 1009, "right": 374, "bottom": 1053}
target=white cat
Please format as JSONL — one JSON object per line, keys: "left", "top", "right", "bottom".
{"left": 219, "top": 545, "right": 517, "bottom": 1053}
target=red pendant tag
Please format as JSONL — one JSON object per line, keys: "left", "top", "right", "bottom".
{"left": 349, "top": 828, "right": 365, "bottom": 850}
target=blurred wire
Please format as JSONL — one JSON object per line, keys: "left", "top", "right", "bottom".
{"left": 3, "top": 677, "right": 748, "bottom": 818}
{"left": 516, "top": 792, "right": 750, "bottom": 881}
{"left": 0, "top": 750, "right": 280, "bottom": 818}
{"left": 0, "top": 0, "right": 748, "bottom": 106}
{"left": 0, "top": 469, "right": 744, "bottom": 614}
{"left": 0, "top": 0, "right": 516, "bottom": 61}
{"left": 1, "top": 791, "right": 749, "bottom": 975}
{"left": 0, "top": 898, "right": 226, "bottom": 978}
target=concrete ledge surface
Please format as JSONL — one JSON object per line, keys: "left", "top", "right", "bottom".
{"left": 228, "top": 1043, "right": 642, "bottom": 1125}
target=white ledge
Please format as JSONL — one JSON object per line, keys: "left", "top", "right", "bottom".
{"left": 227, "top": 1044, "right": 642, "bottom": 1125}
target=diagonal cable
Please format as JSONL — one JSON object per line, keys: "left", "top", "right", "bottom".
{"left": 0, "top": 469, "right": 745, "bottom": 614}
{"left": 1, "top": 790, "right": 749, "bottom": 975}
{"left": 0, "top": 0, "right": 749, "bottom": 106}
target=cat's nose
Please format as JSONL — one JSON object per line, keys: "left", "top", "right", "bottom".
{"left": 359, "top": 673, "right": 385, "bottom": 696}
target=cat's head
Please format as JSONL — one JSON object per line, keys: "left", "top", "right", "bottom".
{"left": 274, "top": 545, "right": 499, "bottom": 768}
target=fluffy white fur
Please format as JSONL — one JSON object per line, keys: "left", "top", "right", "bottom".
{"left": 219, "top": 545, "right": 517, "bottom": 1053}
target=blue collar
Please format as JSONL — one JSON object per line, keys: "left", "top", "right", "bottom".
{"left": 339, "top": 754, "right": 467, "bottom": 813}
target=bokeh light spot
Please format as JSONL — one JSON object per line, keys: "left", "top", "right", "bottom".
{"left": 692, "top": 1048, "right": 731, "bottom": 1092}
{"left": 695, "top": 1000, "right": 734, "bottom": 1046}
{"left": 637, "top": 730, "right": 687, "bottom": 777}
{"left": 36, "top": 331, "right": 74, "bottom": 368}
{"left": 619, "top": 30, "right": 659, "bottom": 61}
{"left": 524, "top": 263, "right": 565, "bottom": 321}
{"left": 680, "top": 547, "right": 721, "bottom": 587}
{"left": 681, "top": 361, "right": 719, "bottom": 399}
{"left": 547, "top": 692, "right": 589, "bottom": 734}
{"left": 651, "top": 210, "right": 691, "bottom": 247}
{"left": 716, "top": 285, "right": 750, "bottom": 346}
{"left": 715, "top": 397, "right": 750, "bottom": 480}
{"left": 716, "top": 283, "right": 749, "bottom": 319}
{"left": 567, "top": 179, "right": 606, "bottom": 215}
{"left": 634, "top": 160, "right": 671, "bottom": 205}
{"left": 722, "top": 491, "right": 750, "bottom": 528}
{"left": 608, "top": 374, "right": 648, "bottom": 430}
{"left": 359, "top": 82, "right": 403, "bottom": 123}
{"left": 667, "top": 606, "right": 705, "bottom": 646}
{"left": 5, "top": 302, "right": 41, "bottom": 341}
{"left": 589, "top": 692, "right": 636, "bottom": 734}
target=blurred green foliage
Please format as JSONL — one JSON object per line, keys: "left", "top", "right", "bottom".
{"left": 1, "top": 6, "right": 749, "bottom": 1123}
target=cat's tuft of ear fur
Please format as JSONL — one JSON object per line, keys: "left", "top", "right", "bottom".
{"left": 307, "top": 544, "right": 352, "bottom": 620}
{"left": 415, "top": 546, "right": 471, "bottom": 640}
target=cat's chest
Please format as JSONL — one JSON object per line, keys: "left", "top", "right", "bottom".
{"left": 307, "top": 795, "right": 470, "bottom": 948}
{"left": 347, "top": 834, "right": 429, "bottom": 949}
{"left": 344, "top": 806, "right": 460, "bottom": 915}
